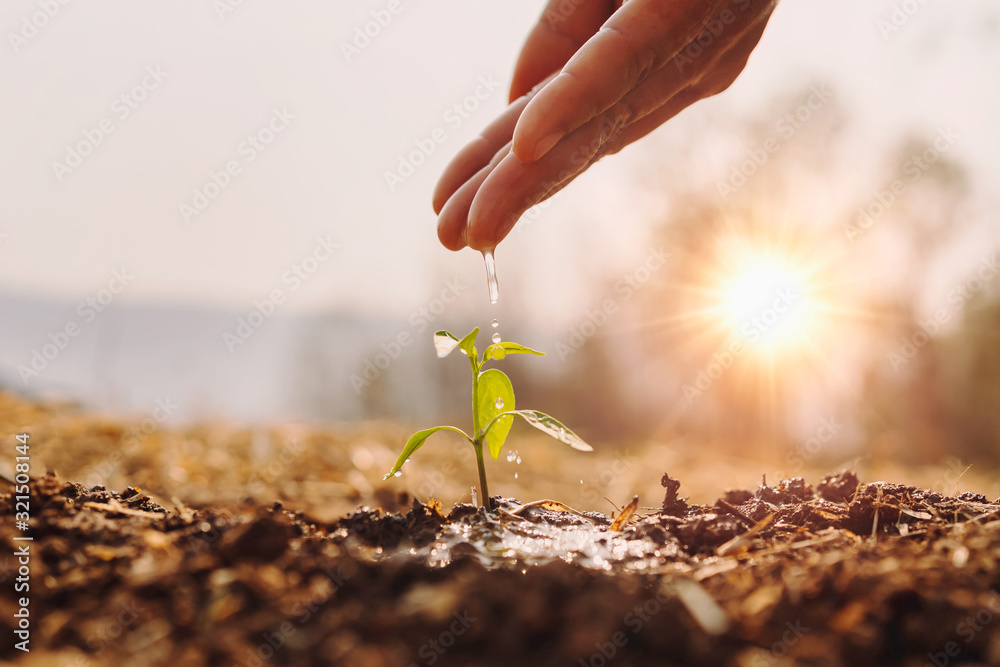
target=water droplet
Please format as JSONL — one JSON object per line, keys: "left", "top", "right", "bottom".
{"left": 483, "top": 249, "right": 500, "bottom": 304}
{"left": 506, "top": 450, "right": 517, "bottom": 462}
{"left": 491, "top": 319, "right": 499, "bottom": 328}
{"left": 514, "top": 472, "right": 519, "bottom": 479}
{"left": 393, "top": 471, "right": 402, "bottom": 477}
{"left": 515, "top": 455, "right": 522, "bottom": 465}
{"left": 495, "top": 398, "right": 504, "bottom": 409}
{"left": 492, "top": 332, "right": 501, "bottom": 344}
{"left": 404, "top": 458, "right": 410, "bottom": 463}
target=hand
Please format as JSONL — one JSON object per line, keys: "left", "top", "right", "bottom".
{"left": 433, "top": 0, "right": 779, "bottom": 251}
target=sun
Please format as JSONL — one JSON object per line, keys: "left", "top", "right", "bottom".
{"left": 713, "top": 245, "right": 822, "bottom": 355}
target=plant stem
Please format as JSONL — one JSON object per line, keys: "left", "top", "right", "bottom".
{"left": 473, "top": 439, "right": 491, "bottom": 511}
{"left": 469, "top": 351, "right": 491, "bottom": 510}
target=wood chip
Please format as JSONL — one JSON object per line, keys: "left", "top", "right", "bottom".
{"left": 609, "top": 496, "right": 638, "bottom": 532}
{"left": 83, "top": 499, "right": 167, "bottom": 520}
{"left": 716, "top": 513, "right": 774, "bottom": 557}
{"left": 673, "top": 579, "right": 729, "bottom": 635}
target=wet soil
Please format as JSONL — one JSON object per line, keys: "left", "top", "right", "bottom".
{"left": 3, "top": 468, "right": 1000, "bottom": 667}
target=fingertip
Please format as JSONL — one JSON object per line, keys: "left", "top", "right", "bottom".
{"left": 431, "top": 185, "right": 449, "bottom": 216}
{"left": 436, "top": 214, "right": 467, "bottom": 252}
{"left": 512, "top": 97, "right": 564, "bottom": 163}
{"left": 468, "top": 190, "right": 524, "bottom": 251}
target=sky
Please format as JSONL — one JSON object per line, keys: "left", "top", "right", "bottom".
{"left": 1, "top": 0, "right": 998, "bottom": 337}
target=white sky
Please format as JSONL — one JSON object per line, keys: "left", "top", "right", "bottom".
{"left": 1, "top": 0, "right": 998, "bottom": 328}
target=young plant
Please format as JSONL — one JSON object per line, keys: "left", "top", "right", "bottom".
{"left": 383, "top": 328, "right": 592, "bottom": 510}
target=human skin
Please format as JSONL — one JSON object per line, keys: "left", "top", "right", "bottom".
{"left": 433, "top": 0, "right": 780, "bottom": 251}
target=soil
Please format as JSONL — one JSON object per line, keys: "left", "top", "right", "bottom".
{"left": 2, "top": 393, "right": 1000, "bottom": 666}
{"left": 3, "top": 466, "right": 1000, "bottom": 667}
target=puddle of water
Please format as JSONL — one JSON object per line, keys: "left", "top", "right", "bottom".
{"left": 379, "top": 502, "right": 686, "bottom": 572}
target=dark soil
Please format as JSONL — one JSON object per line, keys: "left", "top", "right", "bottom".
{"left": 3, "top": 469, "right": 1000, "bottom": 666}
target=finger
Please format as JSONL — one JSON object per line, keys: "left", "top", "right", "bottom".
{"left": 512, "top": 0, "right": 720, "bottom": 163}
{"left": 437, "top": 165, "right": 490, "bottom": 251}
{"left": 432, "top": 95, "right": 530, "bottom": 214}
{"left": 437, "top": 141, "right": 513, "bottom": 251}
{"left": 465, "top": 111, "right": 636, "bottom": 250}
{"left": 599, "top": 12, "right": 775, "bottom": 152}
{"left": 433, "top": 73, "right": 561, "bottom": 215}
{"left": 509, "top": 0, "right": 616, "bottom": 103}
{"left": 602, "top": 85, "right": 704, "bottom": 152}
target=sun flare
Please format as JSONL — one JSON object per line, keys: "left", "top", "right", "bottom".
{"left": 712, "top": 245, "right": 822, "bottom": 355}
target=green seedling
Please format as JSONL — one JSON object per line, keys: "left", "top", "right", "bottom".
{"left": 384, "top": 328, "right": 593, "bottom": 510}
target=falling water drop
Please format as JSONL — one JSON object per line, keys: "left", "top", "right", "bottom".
{"left": 514, "top": 472, "right": 519, "bottom": 479}
{"left": 491, "top": 319, "right": 499, "bottom": 328}
{"left": 483, "top": 249, "right": 499, "bottom": 304}
{"left": 506, "top": 450, "right": 517, "bottom": 462}
{"left": 495, "top": 397, "right": 504, "bottom": 409}
{"left": 492, "top": 332, "right": 502, "bottom": 344}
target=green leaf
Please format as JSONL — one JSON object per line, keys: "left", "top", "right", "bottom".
{"left": 482, "top": 342, "right": 545, "bottom": 363}
{"left": 458, "top": 328, "right": 479, "bottom": 361}
{"left": 507, "top": 410, "right": 593, "bottom": 452}
{"left": 477, "top": 368, "right": 515, "bottom": 459}
{"left": 433, "top": 331, "right": 460, "bottom": 358}
{"left": 384, "top": 425, "right": 472, "bottom": 479}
